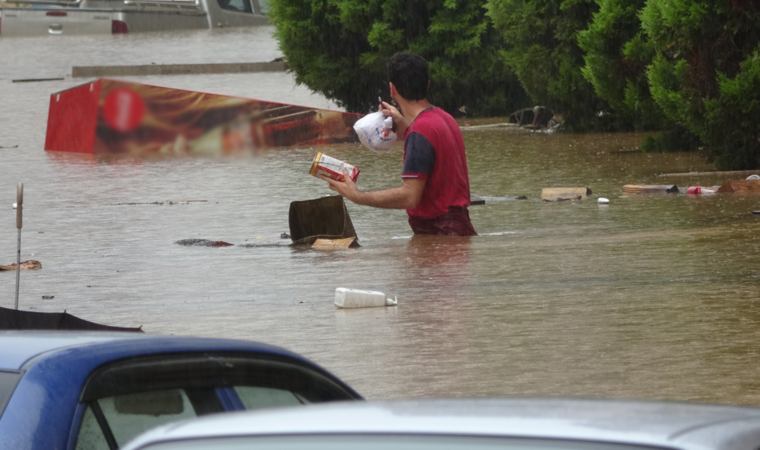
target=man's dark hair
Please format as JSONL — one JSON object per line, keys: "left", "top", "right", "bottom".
{"left": 387, "top": 53, "right": 429, "bottom": 101}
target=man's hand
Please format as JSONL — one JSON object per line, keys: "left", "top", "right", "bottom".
{"left": 380, "top": 101, "right": 410, "bottom": 137}
{"left": 319, "top": 169, "right": 359, "bottom": 202}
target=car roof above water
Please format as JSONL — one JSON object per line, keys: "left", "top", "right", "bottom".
{"left": 124, "top": 398, "right": 760, "bottom": 450}
{"left": 0, "top": 330, "right": 297, "bottom": 371}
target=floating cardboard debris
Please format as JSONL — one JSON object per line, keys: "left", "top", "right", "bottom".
{"left": 622, "top": 185, "right": 678, "bottom": 194}
{"left": 45, "top": 79, "right": 361, "bottom": 155}
{"left": 0, "top": 260, "right": 41, "bottom": 271}
{"left": 717, "top": 180, "right": 760, "bottom": 193}
{"left": 312, "top": 237, "right": 357, "bottom": 249}
{"left": 541, "top": 187, "right": 591, "bottom": 201}
{"left": 289, "top": 196, "right": 359, "bottom": 247}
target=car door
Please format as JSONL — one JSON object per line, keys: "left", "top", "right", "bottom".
{"left": 71, "top": 353, "right": 359, "bottom": 450}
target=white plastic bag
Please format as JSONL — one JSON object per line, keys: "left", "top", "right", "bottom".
{"left": 353, "top": 111, "right": 397, "bottom": 152}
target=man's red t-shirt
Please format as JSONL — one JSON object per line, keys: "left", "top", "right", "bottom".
{"left": 402, "top": 107, "right": 472, "bottom": 220}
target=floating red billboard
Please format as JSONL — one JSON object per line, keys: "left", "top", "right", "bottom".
{"left": 45, "top": 79, "right": 361, "bottom": 155}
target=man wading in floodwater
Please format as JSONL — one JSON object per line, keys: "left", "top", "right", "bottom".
{"left": 321, "top": 52, "right": 477, "bottom": 236}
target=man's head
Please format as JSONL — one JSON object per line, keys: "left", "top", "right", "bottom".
{"left": 387, "top": 53, "right": 429, "bottom": 102}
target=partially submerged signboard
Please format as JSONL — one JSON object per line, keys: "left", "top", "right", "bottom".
{"left": 45, "top": 79, "right": 361, "bottom": 156}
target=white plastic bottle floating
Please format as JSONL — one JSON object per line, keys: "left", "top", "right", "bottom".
{"left": 598, "top": 197, "right": 609, "bottom": 204}
{"left": 334, "top": 288, "right": 398, "bottom": 309}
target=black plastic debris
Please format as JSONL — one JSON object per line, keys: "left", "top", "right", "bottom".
{"left": 288, "top": 196, "right": 359, "bottom": 247}
{"left": 175, "top": 239, "right": 233, "bottom": 247}
{"left": 470, "top": 195, "right": 485, "bottom": 205}
{"left": 0, "top": 306, "right": 142, "bottom": 332}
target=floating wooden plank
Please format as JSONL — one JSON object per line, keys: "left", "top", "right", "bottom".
{"left": 622, "top": 185, "right": 678, "bottom": 194}
{"left": 717, "top": 180, "right": 760, "bottom": 193}
{"left": 72, "top": 61, "right": 286, "bottom": 78}
{"left": 312, "top": 237, "right": 357, "bottom": 249}
{"left": 658, "top": 170, "right": 760, "bottom": 177}
{"left": 541, "top": 187, "right": 591, "bottom": 201}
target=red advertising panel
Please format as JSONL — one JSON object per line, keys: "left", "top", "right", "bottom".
{"left": 45, "top": 80, "right": 101, "bottom": 154}
{"left": 46, "top": 79, "right": 362, "bottom": 155}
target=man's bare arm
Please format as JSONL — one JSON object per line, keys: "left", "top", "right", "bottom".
{"left": 320, "top": 170, "right": 425, "bottom": 210}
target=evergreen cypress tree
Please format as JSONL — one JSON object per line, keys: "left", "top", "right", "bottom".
{"left": 642, "top": 0, "right": 760, "bottom": 169}
{"left": 268, "top": 0, "right": 528, "bottom": 116}
{"left": 486, "top": 0, "right": 615, "bottom": 130}
{"left": 577, "top": 0, "right": 663, "bottom": 130}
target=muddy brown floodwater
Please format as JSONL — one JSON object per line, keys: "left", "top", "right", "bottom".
{"left": 1, "top": 27, "right": 760, "bottom": 403}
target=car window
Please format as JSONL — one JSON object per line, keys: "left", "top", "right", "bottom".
{"left": 76, "top": 389, "right": 210, "bottom": 450}
{"left": 0, "top": 371, "right": 21, "bottom": 420}
{"left": 217, "top": 0, "right": 252, "bottom": 13}
{"left": 75, "top": 354, "right": 358, "bottom": 449}
{"left": 99, "top": 390, "right": 199, "bottom": 446}
{"left": 233, "top": 386, "right": 306, "bottom": 410}
{"left": 74, "top": 406, "right": 110, "bottom": 450}
{"left": 130, "top": 435, "right": 675, "bottom": 450}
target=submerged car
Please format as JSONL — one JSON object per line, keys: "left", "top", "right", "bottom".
{"left": 0, "top": 331, "right": 361, "bottom": 449}
{"left": 0, "top": 0, "right": 269, "bottom": 37}
{"left": 123, "top": 398, "right": 760, "bottom": 450}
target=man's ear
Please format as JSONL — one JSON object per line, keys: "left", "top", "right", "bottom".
{"left": 389, "top": 82, "right": 398, "bottom": 100}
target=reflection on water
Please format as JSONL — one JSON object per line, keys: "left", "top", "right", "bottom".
{"left": 1, "top": 28, "right": 760, "bottom": 405}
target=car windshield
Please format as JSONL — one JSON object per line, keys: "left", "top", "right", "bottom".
{"left": 134, "top": 435, "right": 673, "bottom": 450}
